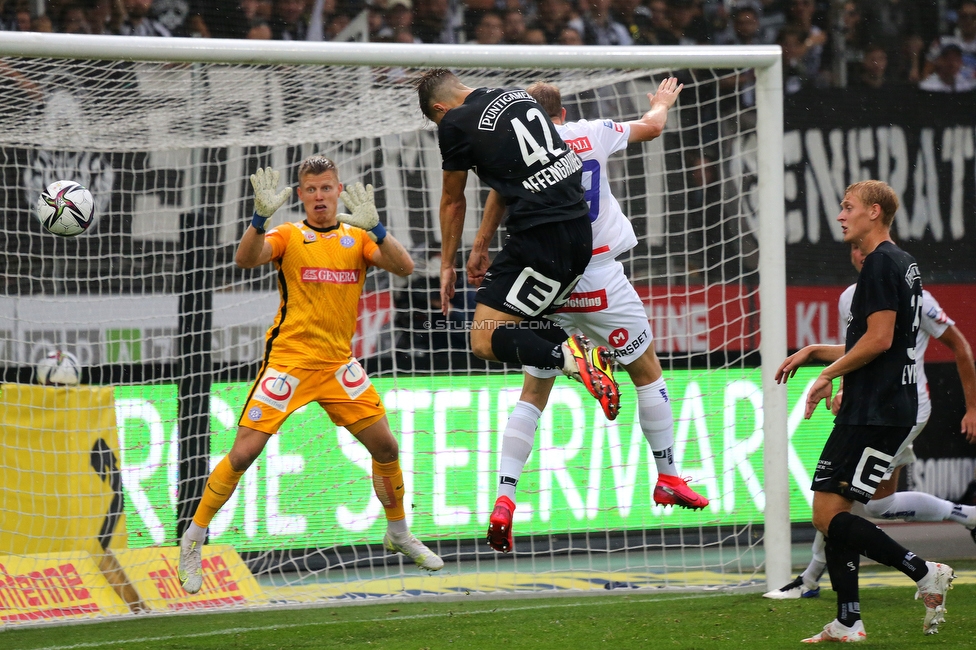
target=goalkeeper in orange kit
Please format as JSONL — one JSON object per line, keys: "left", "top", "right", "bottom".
{"left": 178, "top": 156, "right": 442, "bottom": 595}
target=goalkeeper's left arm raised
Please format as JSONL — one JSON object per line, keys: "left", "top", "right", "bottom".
{"left": 339, "top": 182, "right": 413, "bottom": 277}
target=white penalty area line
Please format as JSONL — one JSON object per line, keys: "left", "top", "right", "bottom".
{"left": 30, "top": 593, "right": 722, "bottom": 650}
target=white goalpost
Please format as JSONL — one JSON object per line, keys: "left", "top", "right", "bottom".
{"left": 0, "top": 32, "right": 788, "bottom": 625}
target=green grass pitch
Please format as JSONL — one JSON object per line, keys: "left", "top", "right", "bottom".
{"left": 3, "top": 580, "right": 974, "bottom": 649}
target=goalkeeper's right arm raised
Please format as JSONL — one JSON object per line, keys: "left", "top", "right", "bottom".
{"left": 236, "top": 167, "right": 292, "bottom": 268}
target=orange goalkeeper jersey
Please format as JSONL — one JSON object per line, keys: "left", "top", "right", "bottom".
{"left": 262, "top": 221, "right": 378, "bottom": 368}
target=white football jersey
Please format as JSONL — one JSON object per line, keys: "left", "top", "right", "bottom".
{"left": 555, "top": 119, "right": 638, "bottom": 264}
{"left": 839, "top": 285, "right": 953, "bottom": 422}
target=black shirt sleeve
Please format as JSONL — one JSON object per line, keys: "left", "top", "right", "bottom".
{"left": 859, "top": 252, "right": 900, "bottom": 317}
{"left": 438, "top": 119, "right": 473, "bottom": 172}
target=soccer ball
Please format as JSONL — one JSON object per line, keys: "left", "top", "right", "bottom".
{"left": 35, "top": 180, "right": 96, "bottom": 237}
{"left": 35, "top": 350, "right": 81, "bottom": 385}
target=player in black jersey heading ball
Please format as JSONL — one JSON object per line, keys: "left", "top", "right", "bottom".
{"left": 417, "top": 68, "right": 620, "bottom": 420}
{"left": 776, "top": 180, "right": 955, "bottom": 642}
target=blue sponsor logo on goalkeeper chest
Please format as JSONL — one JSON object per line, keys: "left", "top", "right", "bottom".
{"left": 340, "top": 235, "right": 355, "bottom": 248}
{"left": 478, "top": 90, "right": 534, "bottom": 130}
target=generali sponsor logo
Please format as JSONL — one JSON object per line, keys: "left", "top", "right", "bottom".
{"left": 0, "top": 561, "right": 97, "bottom": 621}
{"left": 565, "top": 136, "right": 592, "bottom": 154}
{"left": 300, "top": 268, "right": 360, "bottom": 284}
{"left": 557, "top": 289, "right": 607, "bottom": 313}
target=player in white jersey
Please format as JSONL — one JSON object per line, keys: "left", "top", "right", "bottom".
{"left": 465, "top": 78, "right": 710, "bottom": 553}
{"left": 765, "top": 243, "right": 976, "bottom": 599}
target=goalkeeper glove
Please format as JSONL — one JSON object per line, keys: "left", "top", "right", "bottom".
{"left": 338, "top": 182, "right": 387, "bottom": 245}
{"left": 249, "top": 166, "right": 292, "bottom": 233}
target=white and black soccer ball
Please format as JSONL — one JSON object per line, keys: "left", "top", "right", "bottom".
{"left": 35, "top": 180, "right": 96, "bottom": 237}
{"left": 35, "top": 350, "right": 81, "bottom": 386}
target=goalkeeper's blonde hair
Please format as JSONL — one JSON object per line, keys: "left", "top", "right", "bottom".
{"left": 298, "top": 156, "right": 338, "bottom": 181}
{"left": 846, "top": 180, "right": 898, "bottom": 227}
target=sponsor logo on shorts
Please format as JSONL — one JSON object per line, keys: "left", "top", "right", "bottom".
{"left": 852, "top": 446, "right": 894, "bottom": 496}
{"left": 253, "top": 369, "right": 300, "bottom": 412}
{"left": 557, "top": 289, "right": 607, "bottom": 313}
{"left": 300, "top": 268, "right": 361, "bottom": 284}
{"left": 340, "top": 235, "right": 355, "bottom": 248}
{"left": 608, "top": 328, "right": 629, "bottom": 347}
{"left": 505, "top": 267, "right": 577, "bottom": 316}
{"left": 611, "top": 329, "right": 650, "bottom": 358}
{"left": 335, "top": 359, "right": 371, "bottom": 400}
{"left": 565, "top": 136, "right": 592, "bottom": 154}
{"left": 247, "top": 406, "right": 263, "bottom": 421}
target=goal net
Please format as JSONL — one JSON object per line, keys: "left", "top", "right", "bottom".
{"left": 0, "top": 34, "right": 796, "bottom": 625}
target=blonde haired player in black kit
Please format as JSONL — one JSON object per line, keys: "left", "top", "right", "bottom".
{"left": 777, "top": 180, "right": 954, "bottom": 642}
{"left": 468, "top": 79, "right": 709, "bottom": 553}
{"left": 417, "top": 69, "right": 621, "bottom": 423}
{"left": 765, "top": 242, "right": 976, "bottom": 601}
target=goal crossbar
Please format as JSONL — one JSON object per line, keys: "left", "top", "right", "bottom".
{"left": 0, "top": 32, "right": 781, "bottom": 69}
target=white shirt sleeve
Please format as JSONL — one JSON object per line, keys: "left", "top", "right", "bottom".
{"left": 837, "top": 284, "right": 855, "bottom": 340}
{"left": 580, "top": 118, "right": 630, "bottom": 157}
{"left": 920, "top": 289, "right": 954, "bottom": 339}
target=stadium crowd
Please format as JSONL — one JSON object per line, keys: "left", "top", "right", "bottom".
{"left": 2, "top": 0, "right": 975, "bottom": 91}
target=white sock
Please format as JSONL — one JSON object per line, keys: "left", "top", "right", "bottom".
{"left": 948, "top": 502, "right": 976, "bottom": 528}
{"left": 801, "top": 531, "right": 826, "bottom": 588}
{"left": 635, "top": 378, "right": 676, "bottom": 476}
{"left": 185, "top": 522, "right": 207, "bottom": 543}
{"left": 864, "top": 492, "right": 952, "bottom": 522}
{"left": 497, "top": 401, "right": 541, "bottom": 501}
{"left": 387, "top": 518, "right": 408, "bottom": 536}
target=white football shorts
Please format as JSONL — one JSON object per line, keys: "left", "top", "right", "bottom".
{"left": 883, "top": 418, "right": 929, "bottom": 479}
{"left": 525, "top": 260, "right": 653, "bottom": 379}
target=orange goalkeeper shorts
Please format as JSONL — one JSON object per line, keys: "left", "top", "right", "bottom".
{"left": 238, "top": 359, "right": 385, "bottom": 435}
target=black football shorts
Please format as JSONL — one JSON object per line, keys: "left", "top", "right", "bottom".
{"left": 476, "top": 215, "right": 592, "bottom": 318}
{"left": 811, "top": 423, "right": 913, "bottom": 503}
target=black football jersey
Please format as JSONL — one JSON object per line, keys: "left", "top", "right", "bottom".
{"left": 836, "top": 241, "right": 922, "bottom": 427}
{"left": 438, "top": 87, "right": 589, "bottom": 233}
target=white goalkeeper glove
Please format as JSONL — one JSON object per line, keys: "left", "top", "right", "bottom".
{"left": 249, "top": 167, "right": 292, "bottom": 233}
{"left": 338, "top": 182, "right": 387, "bottom": 244}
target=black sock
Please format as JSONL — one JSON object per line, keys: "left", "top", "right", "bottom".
{"left": 825, "top": 535, "right": 861, "bottom": 626}
{"left": 490, "top": 326, "right": 563, "bottom": 368}
{"left": 828, "top": 511, "right": 928, "bottom": 581}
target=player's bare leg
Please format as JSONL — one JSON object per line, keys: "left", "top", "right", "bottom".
{"left": 488, "top": 342, "right": 704, "bottom": 553}
{"left": 356, "top": 417, "right": 443, "bottom": 571}
{"left": 767, "top": 464, "right": 976, "bottom": 600}
{"left": 488, "top": 375, "right": 554, "bottom": 552}
{"left": 180, "top": 426, "right": 270, "bottom": 593}
{"left": 625, "top": 346, "right": 708, "bottom": 509}
{"left": 470, "top": 303, "right": 619, "bottom": 420}
{"left": 810, "top": 491, "right": 954, "bottom": 638}
{"left": 864, "top": 466, "right": 976, "bottom": 530}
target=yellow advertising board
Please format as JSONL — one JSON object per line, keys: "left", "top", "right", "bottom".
{"left": 0, "top": 384, "right": 127, "bottom": 557}
{"left": 0, "top": 552, "right": 130, "bottom": 623}
{"left": 113, "top": 545, "right": 264, "bottom": 611}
